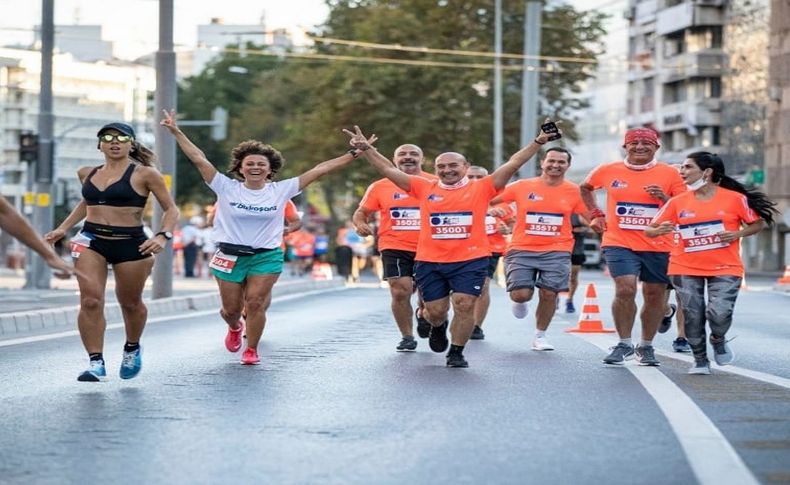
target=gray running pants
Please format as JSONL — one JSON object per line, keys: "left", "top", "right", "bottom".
{"left": 670, "top": 275, "right": 741, "bottom": 360}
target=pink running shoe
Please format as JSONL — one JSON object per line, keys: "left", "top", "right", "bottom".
{"left": 240, "top": 347, "right": 260, "bottom": 365}
{"left": 225, "top": 320, "right": 244, "bottom": 352}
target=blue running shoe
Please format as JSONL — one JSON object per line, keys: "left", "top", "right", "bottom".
{"left": 77, "top": 360, "right": 107, "bottom": 382}
{"left": 119, "top": 347, "right": 143, "bottom": 380}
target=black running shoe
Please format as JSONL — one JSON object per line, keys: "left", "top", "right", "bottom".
{"left": 428, "top": 321, "right": 449, "bottom": 353}
{"left": 470, "top": 325, "right": 485, "bottom": 340}
{"left": 659, "top": 303, "right": 676, "bottom": 334}
{"left": 396, "top": 336, "right": 418, "bottom": 352}
{"left": 416, "top": 310, "right": 431, "bottom": 339}
{"left": 446, "top": 350, "right": 468, "bottom": 368}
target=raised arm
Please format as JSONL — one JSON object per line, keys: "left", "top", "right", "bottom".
{"left": 160, "top": 109, "right": 218, "bottom": 183}
{"left": 344, "top": 126, "right": 411, "bottom": 192}
{"left": 490, "top": 122, "right": 556, "bottom": 189}
{"left": 297, "top": 151, "right": 358, "bottom": 191}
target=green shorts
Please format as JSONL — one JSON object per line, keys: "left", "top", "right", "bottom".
{"left": 211, "top": 248, "right": 284, "bottom": 283}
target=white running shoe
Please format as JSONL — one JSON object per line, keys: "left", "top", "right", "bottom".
{"left": 532, "top": 336, "right": 555, "bottom": 351}
{"left": 511, "top": 302, "right": 528, "bottom": 319}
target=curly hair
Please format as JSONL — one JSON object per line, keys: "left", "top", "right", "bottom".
{"left": 687, "top": 151, "right": 778, "bottom": 226}
{"left": 228, "top": 140, "right": 284, "bottom": 180}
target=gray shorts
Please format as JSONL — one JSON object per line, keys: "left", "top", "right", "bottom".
{"left": 504, "top": 250, "right": 571, "bottom": 292}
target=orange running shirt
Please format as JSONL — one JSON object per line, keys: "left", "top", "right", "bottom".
{"left": 409, "top": 175, "right": 498, "bottom": 263}
{"left": 499, "top": 178, "right": 587, "bottom": 253}
{"left": 584, "top": 161, "right": 686, "bottom": 252}
{"left": 359, "top": 172, "right": 435, "bottom": 252}
{"left": 485, "top": 202, "right": 515, "bottom": 254}
{"left": 284, "top": 200, "right": 298, "bottom": 221}
{"left": 652, "top": 188, "right": 759, "bottom": 277}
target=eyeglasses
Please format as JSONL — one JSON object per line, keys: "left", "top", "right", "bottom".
{"left": 99, "top": 134, "right": 133, "bottom": 143}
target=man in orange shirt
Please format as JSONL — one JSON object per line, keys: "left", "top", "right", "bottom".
{"left": 467, "top": 165, "right": 514, "bottom": 341}
{"left": 352, "top": 144, "right": 434, "bottom": 352}
{"left": 492, "top": 147, "right": 587, "bottom": 351}
{"left": 580, "top": 128, "right": 686, "bottom": 366}
{"left": 346, "top": 124, "right": 556, "bottom": 367}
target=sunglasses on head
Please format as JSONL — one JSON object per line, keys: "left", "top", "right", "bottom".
{"left": 99, "top": 134, "right": 133, "bottom": 143}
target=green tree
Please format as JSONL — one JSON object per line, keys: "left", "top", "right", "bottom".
{"left": 175, "top": 1, "right": 607, "bottom": 228}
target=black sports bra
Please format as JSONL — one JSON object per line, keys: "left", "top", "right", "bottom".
{"left": 82, "top": 164, "right": 148, "bottom": 207}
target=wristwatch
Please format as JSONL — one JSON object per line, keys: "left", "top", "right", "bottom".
{"left": 156, "top": 231, "right": 173, "bottom": 240}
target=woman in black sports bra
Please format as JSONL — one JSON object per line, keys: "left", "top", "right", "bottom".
{"left": 45, "top": 122, "right": 179, "bottom": 383}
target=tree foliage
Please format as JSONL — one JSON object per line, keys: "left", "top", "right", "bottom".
{"left": 175, "top": 1, "right": 608, "bottom": 224}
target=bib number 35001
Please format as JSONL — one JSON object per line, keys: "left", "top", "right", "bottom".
{"left": 429, "top": 212, "right": 472, "bottom": 240}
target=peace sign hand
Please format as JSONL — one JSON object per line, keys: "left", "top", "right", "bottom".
{"left": 342, "top": 125, "right": 378, "bottom": 152}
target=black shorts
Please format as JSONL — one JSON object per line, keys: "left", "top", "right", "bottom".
{"left": 487, "top": 253, "right": 502, "bottom": 279}
{"left": 571, "top": 253, "right": 586, "bottom": 266}
{"left": 381, "top": 249, "right": 416, "bottom": 279}
{"left": 76, "top": 222, "right": 150, "bottom": 265}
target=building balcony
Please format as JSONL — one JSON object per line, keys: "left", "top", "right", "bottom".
{"left": 660, "top": 51, "right": 727, "bottom": 83}
{"left": 656, "top": 2, "right": 725, "bottom": 36}
{"left": 658, "top": 99, "right": 722, "bottom": 132}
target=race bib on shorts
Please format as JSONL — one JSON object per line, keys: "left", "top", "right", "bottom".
{"left": 209, "top": 250, "right": 238, "bottom": 273}
{"left": 390, "top": 207, "right": 420, "bottom": 231}
{"left": 525, "top": 212, "right": 563, "bottom": 236}
{"left": 430, "top": 212, "right": 472, "bottom": 240}
{"left": 70, "top": 232, "right": 93, "bottom": 259}
{"left": 679, "top": 220, "right": 728, "bottom": 253}
{"left": 615, "top": 202, "right": 659, "bottom": 230}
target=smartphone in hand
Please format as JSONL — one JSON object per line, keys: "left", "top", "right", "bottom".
{"left": 541, "top": 121, "right": 562, "bottom": 141}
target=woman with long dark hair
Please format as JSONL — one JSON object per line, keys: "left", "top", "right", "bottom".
{"left": 646, "top": 151, "right": 777, "bottom": 374}
{"left": 46, "top": 122, "right": 179, "bottom": 382}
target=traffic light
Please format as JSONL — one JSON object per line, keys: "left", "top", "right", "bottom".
{"left": 19, "top": 132, "right": 39, "bottom": 162}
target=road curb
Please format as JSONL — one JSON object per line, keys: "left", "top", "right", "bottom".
{"left": 0, "top": 278, "right": 344, "bottom": 337}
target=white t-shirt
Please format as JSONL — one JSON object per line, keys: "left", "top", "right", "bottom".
{"left": 208, "top": 173, "right": 301, "bottom": 249}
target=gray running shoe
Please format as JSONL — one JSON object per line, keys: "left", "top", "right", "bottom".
{"left": 446, "top": 350, "right": 468, "bottom": 368}
{"left": 602, "top": 342, "right": 635, "bottom": 365}
{"left": 672, "top": 337, "right": 691, "bottom": 353}
{"left": 396, "top": 336, "right": 417, "bottom": 352}
{"left": 635, "top": 344, "right": 660, "bottom": 366}
{"left": 470, "top": 325, "right": 485, "bottom": 340}
{"left": 688, "top": 359, "right": 711, "bottom": 375}
{"left": 710, "top": 335, "right": 735, "bottom": 365}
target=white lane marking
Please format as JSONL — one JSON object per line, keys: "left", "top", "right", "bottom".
{"left": 655, "top": 349, "right": 790, "bottom": 391}
{"left": 0, "top": 287, "right": 347, "bottom": 348}
{"left": 578, "top": 333, "right": 759, "bottom": 485}
{"left": 556, "top": 312, "right": 790, "bottom": 390}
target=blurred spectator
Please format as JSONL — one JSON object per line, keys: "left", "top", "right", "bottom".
{"left": 181, "top": 216, "right": 202, "bottom": 278}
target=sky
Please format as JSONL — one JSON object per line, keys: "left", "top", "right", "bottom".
{"left": 0, "top": 0, "right": 330, "bottom": 59}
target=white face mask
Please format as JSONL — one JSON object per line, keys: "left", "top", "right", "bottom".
{"left": 686, "top": 177, "right": 707, "bottom": 191}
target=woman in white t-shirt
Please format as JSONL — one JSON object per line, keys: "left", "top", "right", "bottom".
{"left": 161, "top": 109, "right": 363, "bottom": 365}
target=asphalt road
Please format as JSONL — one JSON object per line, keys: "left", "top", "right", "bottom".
{"left": 1, "top": 272, "right": 789, "bottom": 484}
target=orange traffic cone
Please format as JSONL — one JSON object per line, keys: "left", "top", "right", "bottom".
{"left": 565, "top": 283, "right": 616, "bottom": 333}
{"left": 777, "top": 266, "right": 790, "bottom": 285}
{"left": 311, "top": 262, "right": 326, "bottom": 280}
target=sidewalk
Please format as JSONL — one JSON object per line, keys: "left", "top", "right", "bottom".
{"left": 0, "top": 269, "right": 345, "bottom": 339}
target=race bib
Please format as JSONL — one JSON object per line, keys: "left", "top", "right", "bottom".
{"left": 679, "top": 220, "right": 728, "bottom": 253}
{"left": 525, "top": 212, "right": 563, "bottom": 236}
{"left": 390, "top": 207, "right": 420, "bottom": 231}
{"left": 69, "top": 232, "right": 93, "bottom": 259}
{"left": 485, "top": 215, "right": 497, "bottom": 235}
{"left": 429, "top": 212, "right": 472, "bottom": 240}
{"left": 615, "top": 202, "right": 659, "bottom": 230}
{"left": 209, "top": 250, "right": 238, "bottom": 273}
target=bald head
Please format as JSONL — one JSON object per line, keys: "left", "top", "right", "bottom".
{"left": 393, "top": 144, "right": 424, "bottom": 175}
{"left": 434, "top": 152, "right": 469, "bottom": 185}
